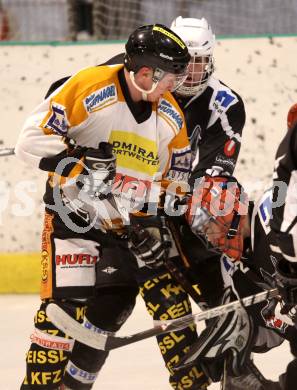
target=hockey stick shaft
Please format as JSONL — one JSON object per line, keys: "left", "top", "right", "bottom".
{"left": 0, "top": 147, "right": 14, "bottom": 157}
{"left": 164, "top": 218, "right": 202, "bottom": 303}
{"left": 46, "top": 287, "right": 278, "bottom": 351}
{"left": 0, "top": 137, "right": 74, "bottom": 158}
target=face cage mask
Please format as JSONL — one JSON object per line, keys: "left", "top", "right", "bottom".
{"left": 129, "top": 66, "right": 189, "bottom": 98}
{"left": 197, "top": 211, "right": 244, "bottom": 264}
{"left": 176, "top": 55, "right": 214, "bottom": 97}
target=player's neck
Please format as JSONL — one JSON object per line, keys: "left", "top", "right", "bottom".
{"left": 124, "top": 68, "right": 143, "bottom": 102}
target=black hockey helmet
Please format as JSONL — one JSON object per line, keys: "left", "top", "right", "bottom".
{"left": 124, "top": 24, "right": 190, "bottom": 75}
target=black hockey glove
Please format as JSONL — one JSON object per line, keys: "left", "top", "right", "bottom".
{"left": 77, "top": 142, "right": 116, "bottom": 199}
{"left": 128, "top": 216, "right": 171, "bottom": 269}
{"left": 275, "top": 258, "right": 297, "bottom": 305}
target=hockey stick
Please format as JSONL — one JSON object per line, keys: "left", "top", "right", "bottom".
{"left": 46, "top": 287, "right": 279, "bottom": 351}
{"left": 164, "top": 218, "right": 202, "bottom": 303}
{"left": 0, "top": 147, "right": 14, "bottom": 157}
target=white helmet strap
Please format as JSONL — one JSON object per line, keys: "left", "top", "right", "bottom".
{"left": 129, "top": 71, "right": 159, "bottom": 97}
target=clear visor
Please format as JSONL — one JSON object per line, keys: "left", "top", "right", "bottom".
{"left": 153, "top": 67, "right": 189, "bottom": 92}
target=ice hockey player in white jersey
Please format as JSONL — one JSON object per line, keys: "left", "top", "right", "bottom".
{"left": 15, "top": 23, "right": 191, "bottom": 389}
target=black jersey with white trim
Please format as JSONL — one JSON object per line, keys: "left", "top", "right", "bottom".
{"left": 245, "top": 189, "right": 277, "bottom": 279}
{"left": 231, "top": 191, "right": 292, "bottom": 342}
{"left": 174, "top": 76, "right": 245, "bottom": 183}
{"left": 270, "top": 122, "right": 297, "bottom": 262}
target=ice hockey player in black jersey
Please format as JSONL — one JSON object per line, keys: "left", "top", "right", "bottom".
{"left": 180, "top": 109, "right": 297, "bottom": 389}
{"left": 270, "top": 105, "right": 297, "bottom": 307}
{"left": 134, "top": 16, "right": 248, "bottom": 390}
{"left": 192, "top": 184, "right": 297, "bottom": 389}
{"left": 267, "top": 115, "right": 297, "bottom": 390}
{"left": 170, "top": 16, "right": 245, "bottom": 184}
{"left": 138, "top": 19, "right": 297, "bottom": 390}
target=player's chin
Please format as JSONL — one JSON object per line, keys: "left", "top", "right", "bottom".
{"left": 148, "top": 92, "right": 164, "bottom": 102}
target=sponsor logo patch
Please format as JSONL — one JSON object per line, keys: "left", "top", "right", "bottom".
{"left": 66, "top": 362, "right": 97, "bottom": 383}
{"left": 41, "top": 250, "right": 50, "bottom": 282}
{"left": 83, "top": 320, "right": 115, "bottom": 335}
{"left": 167, "top": 146, "right": 191, "bottom": 181}
{"left": 102, "top": 266, "right": 118, "bottom": 274}
{"left": 30, "top": 329, "right": 74, "bottom": 351}
{"left": 224, "top": 140, "right": 236, "bottom": 157}
{"left": 109, "top": 130, "right": 159, "bottom": 176}
{"left": 160, "top": 52, "right": 173, "bottom": 60}
{"left": 214, "top": 154, "right": 235, "bottom": 170}
{"left": 55, "top": 253, "right": 98, "bottom": 266}
{"left": 44, "top": 103, "right": 68, "bottom": 135}
{"left": 264, "top": 315, "right": 288, "bottom": 333}
{"left": 84, "top": 84, "right": 117, "bottom": 113}
{"left": 214, "top": 90, "right": 236, "bottom": 110}
{"left": 158, "top": 99, "right": 183, "bottom": 133}
{"left": 55, "top": 238, "right": 99, "bottom": 288}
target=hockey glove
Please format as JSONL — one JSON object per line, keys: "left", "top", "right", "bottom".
{"left": 78, "top": 142, "right": 116, "bottom": 199}
{"left": 60, "top": 142, "right": 128, "bottom": 232}
{"left": 128, "top": 215, "right": 171, "bottom": 269}
{"left": 186, "top": 176, "right": 248, "bottom": 261}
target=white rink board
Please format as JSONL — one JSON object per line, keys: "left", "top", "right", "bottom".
{"left": 0, "top": 37, "right": 297, "bottom": 252}
{"left": 0, "top": 295, "right": 291, "bottom": 390}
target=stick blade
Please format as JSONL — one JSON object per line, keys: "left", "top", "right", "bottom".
{"left": 46, "top": 303, "right": 108, "bottom": 350}
{"left": 0, "top": 148, "right": 14, "bottom": 157}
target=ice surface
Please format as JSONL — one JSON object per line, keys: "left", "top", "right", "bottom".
{"left": 0, "top": 295, "right": 291, "bottom": 390}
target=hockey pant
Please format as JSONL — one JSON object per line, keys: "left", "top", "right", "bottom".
{"left": 138, "top": 268, "right": 210, "bottom": 390}
{"left": 21, "top": 210, "right": 139, "bottom": 389}
{"left": 62, "top": 245, "right": 139, "bottom": 389}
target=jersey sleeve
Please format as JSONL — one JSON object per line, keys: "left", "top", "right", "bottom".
{"left": 191, "top": 95, "right": 245, "bottom": 183}
{"left": 160, "top": 95, "right": 192, "bottom": 194}
{"left": 270, "top": 123, "right": 297, "bottom": 262}
{"left": 15, "top": 68, "right": 97, "bottom": 170}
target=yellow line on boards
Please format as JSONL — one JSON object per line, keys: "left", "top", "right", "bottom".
{"left": 0, "top": 253, "right": 40, "bottom": 293}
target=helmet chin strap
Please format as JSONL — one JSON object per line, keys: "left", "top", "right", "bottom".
{"left": 129, "top": 71, "right": 159, "bottom": 100}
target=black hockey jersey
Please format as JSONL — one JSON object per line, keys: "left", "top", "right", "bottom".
{"left": 270, "top": 122, "right": 297, "bottom": 263}
{"left": 233, "top": 189, "right": 297, "bottom": 344}
{"left": 174, "top": 76, "right": 245, "bottom": 183}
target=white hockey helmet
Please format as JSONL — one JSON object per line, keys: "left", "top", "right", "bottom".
{"left": 170, "top": 16, "right": 216, "bottom": 96}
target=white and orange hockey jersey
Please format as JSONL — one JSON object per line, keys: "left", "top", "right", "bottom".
{"left": 15, "top": 64, "right": 192, "bottom": 213}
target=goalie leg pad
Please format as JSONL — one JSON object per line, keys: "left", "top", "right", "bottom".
{"left": 175, "top": 288, "right": 255, "bottom": 382}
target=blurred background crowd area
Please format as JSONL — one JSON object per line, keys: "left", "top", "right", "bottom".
{"left": 0, "top": 0, "right": 297, "bottom": 42}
